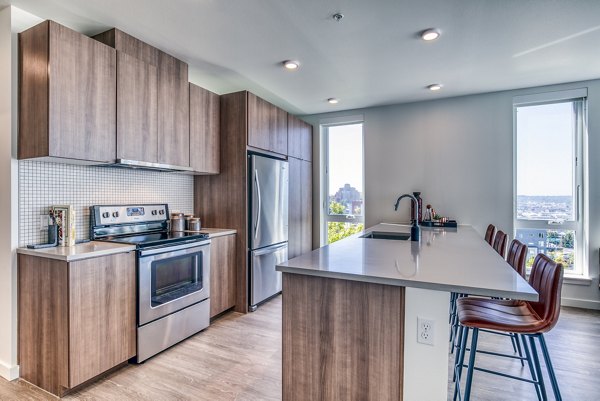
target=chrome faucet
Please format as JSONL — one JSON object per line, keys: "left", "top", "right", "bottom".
{"left": 394, "top": 194, "right": 420, "bottom": 241}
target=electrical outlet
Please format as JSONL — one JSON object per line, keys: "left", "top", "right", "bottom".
{"left": 39, "top": 214, "right": 49, "bottom": 231}
{"left": 417, "top": 317, "right": 435, "bottom": 345}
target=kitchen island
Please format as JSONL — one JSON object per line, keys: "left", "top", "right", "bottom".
{"left": 276, "top": 223, "right": 537, "bottom": 401}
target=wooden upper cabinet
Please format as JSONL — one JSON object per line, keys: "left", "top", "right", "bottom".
{"left": 287, "top": 115, "right": 312, "bottom": 162}
{"left": 94, "top": 28, "right": 191, "bottom": 168}
{"left": 190, "top": 83, "right": 220, "bottom": 174}
{"left": 116, "top": 52, "right": 158, "bottom": 163}
{"left": 19, "top": 21, "right": 116, "bottom": 162}
{"left": 247, "top": 92, "right": 288, "bottom": 156}
{"left": 158, "top": 52, "right": 190, "bottom": 167}
{"left": 93, "top": 28, "right": 159, "bottom": 66}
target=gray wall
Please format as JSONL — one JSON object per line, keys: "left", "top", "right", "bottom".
{"left": 304, "top": 78, "right": 600, "bottom": 310}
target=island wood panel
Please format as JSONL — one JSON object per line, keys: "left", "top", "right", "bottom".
{"left": 18, "top": 254, "right": 69, "bottom": 396}
{"left": 287, "top": 157, "right": 302, "bottom": 259}
{"left": 158, "top": 52, "right": 189, "bottom": 167}
{"left": 48, "top": 21, "right": 116, "bottom": 162}
{"left": 209, "top": 234, "right": 237, "bottom": 317}
{"left": 247, "top": 92, "right": 288, "bottom": 156}
{"left": 18, "top": 21, "right": 49, "bottom": 159}
{"left": 282, "top": 274, "right": 404, "bottom": 401}
{"left": 190, "top": 83, "right": 220, "bottom": 174}
{"left": 287, "top": 115, "right": 312, "bottom": 162}
{"left": 68, "top": 252, "right": 136, "bottom": 388}
{"left": 195, "top": 91, "right": 248, "bottom": 313}
{"left": 18, "top": 21, "right": 116, "bottom": 162}
{"left": 116, "top": 52, "right": 158, "bottom": 163}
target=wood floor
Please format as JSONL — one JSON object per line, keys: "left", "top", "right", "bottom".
{"left": 0, "top": 296, "right": 598, "bottom": 401}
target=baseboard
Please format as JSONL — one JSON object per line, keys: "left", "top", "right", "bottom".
{"left": 562, "top": 296, "right": 600, "bottom": 310}
{"left": 0, "top": 360, "right": 19, "bottom": 381}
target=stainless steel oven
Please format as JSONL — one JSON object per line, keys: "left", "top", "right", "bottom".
{"left": 90, "top": 204, "right": 213, "bottom": 362}
{"left": 138, "top": 241, "right": 210, "bottom": 325}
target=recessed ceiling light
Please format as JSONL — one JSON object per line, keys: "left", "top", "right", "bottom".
{"left": 327, "top": 98, "right": 339, "bottom": 104}
{"left": 421, "top": 28, "right": 441, "bottom": 41}
{"left": 427, "top": 84, "right": 443, "bottom": 91}
{"left": 283, "top": 60, "right": 300, "bottom": 70}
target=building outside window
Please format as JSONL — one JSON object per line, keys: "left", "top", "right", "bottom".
{"left": 321, "top": 119, "right": 364, "bottom": 244}
{"left": 513, "top": 89, "right": 587, "bottom": 276}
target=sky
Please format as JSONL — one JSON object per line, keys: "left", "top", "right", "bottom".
{"left": 327, "top": 123, "right": 363, "bottom": 196}
{"left": 516, "top": 101, "right": 576, "bottom": 197}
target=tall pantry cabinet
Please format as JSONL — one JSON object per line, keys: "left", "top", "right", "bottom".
{"left": 194, "top": 91, "right": 312, "bottom": 313}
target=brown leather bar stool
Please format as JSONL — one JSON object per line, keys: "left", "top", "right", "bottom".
{"left": 506, "top": 239, "right": 528, "bottom": 278}
{"left": 453, "top": 254, "right": 564, "bottom": 401}
{"left": 484, "top": 224, "right": 496, "bottom": 246}
{"left": 450, "top": 239, "right": 529, "bottom": 357}
{"left": 492, "top": 230, "right": 508, "bottom": 258}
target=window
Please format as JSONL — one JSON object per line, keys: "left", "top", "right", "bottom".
{"left": 513, "top": 90, "right": 587, "bottom": 275}
{"left": 321, "top": 119, "right": 364, "bottom": 244}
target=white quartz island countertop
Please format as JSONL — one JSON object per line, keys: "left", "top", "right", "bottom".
{"left": 277, "top": 223, "right": 538, "bottom": 301}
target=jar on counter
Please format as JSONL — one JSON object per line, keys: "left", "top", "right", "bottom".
{"left": 170, "top": 215, "right": 185, "bottom": 232}
{"left": 186, "top": 218, "right": 201, "bottom": 232}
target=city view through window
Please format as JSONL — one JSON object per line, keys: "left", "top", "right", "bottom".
{"left": 326, "top": 123, "right": 364, "bottom": 243}
{"left": 515, "top": 101, "right": 581, "bottom": 272}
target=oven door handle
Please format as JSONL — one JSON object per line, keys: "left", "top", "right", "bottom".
{"left": 138, "top": 239, "right": 211, "bottom": 257}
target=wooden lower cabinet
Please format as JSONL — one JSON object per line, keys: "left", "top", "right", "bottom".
{"left": 209, "top": 234, "right": 237, "bottom": 317}
{"left": 18, "top": 252, "right": 136, "bottom": 396}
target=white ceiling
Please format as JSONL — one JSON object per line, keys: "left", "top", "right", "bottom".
{"left": 3, "top": 0, "right": 600, "bottom": 115}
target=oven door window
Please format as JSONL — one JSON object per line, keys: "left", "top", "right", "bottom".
{"left": 151, "top": 251, "right": 203, "bottom": 307}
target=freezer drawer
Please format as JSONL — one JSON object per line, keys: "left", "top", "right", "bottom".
{"left": 250, "top": 243, "right": 288, "bottom": 308}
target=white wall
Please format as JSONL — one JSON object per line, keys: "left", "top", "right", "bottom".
{"left": 0, "top": 5, "right": 18, "bottom": 380}
{"left": 304, "top": 78, "right": 600, "bottom": 310}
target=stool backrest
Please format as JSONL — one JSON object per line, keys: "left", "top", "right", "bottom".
{"left": 484, "top": 224, "right": 496, "bottom": 246}
{"left": 529, "top": 253, "right": 564, "bottom": 332}
{"left": 492, "top": 230, "right": 508, "bottom": 258}
{"left": 506, "top": 239, "right": 528, "bottom": 278}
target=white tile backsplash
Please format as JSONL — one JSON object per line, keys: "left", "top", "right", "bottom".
{"left": 18, "top": 160, "right": 194, "bottom": 246}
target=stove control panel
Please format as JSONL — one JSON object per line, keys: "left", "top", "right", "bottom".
{"left": 92, "top": 204, "right": 168, "bottom": 226}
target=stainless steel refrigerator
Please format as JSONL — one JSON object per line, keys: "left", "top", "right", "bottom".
{"left": 248, "top": 154, "right": 289, "bottom": 311}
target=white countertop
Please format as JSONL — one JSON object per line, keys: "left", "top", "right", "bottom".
{"left": 193, "top": 228, "right": 237, "bottom": 238}
{"left": 276, "top": 223, "right": 538, "bottom": 301}
{"left": 17, "top": 241, "right": 136, "bottom": 262}
{"left": 17, "top": 228, "right": 236, "bottom": 262}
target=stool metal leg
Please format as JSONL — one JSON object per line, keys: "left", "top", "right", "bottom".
{"left": 539, "top": 334, "right": 562, "bottom": 401}
{"left": 513, "top": 333, "right": 525, "bottom": 367}
{"left": 463, "top": 328, "right": 479, "bottom": 401}
{"left": 453, "top": 326, "right": 470, "bottom": 401}
{"left": 528, "top": 335, "right": 548, "bottom": 401}
{"left": 521, "top": 334, "right": 543, "bottom": 401}
{"left": 453, "top": 325, "right": 465, "bottom": 382}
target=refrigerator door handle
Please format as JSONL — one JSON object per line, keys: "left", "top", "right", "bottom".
{"left": 254, "top": 169, "right": 261, "bottom": 240}
{"left": 252, "top": 242, "right": 288, "bottom": 256}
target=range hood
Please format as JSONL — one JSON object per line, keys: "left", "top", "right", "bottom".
{"left": 110, "top": 159, "right": 195, "bottom": 173}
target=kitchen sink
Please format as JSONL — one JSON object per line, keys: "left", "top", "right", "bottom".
{"left": 360, "top": 231, "right": 411, "bottom": 240}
